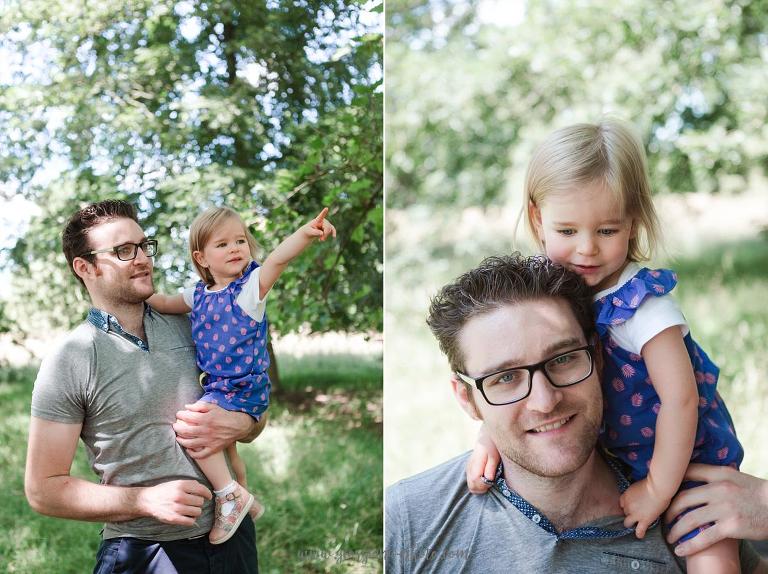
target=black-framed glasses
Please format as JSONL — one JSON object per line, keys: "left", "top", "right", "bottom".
{"left": 81, "top": 239, "right": 158, "bottom": 261}
{"left": 455, "top": 345, "right": 595, "bottom": 406}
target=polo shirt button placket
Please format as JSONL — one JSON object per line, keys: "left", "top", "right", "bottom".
{"left": 531, "top": 514, "right": 541, "bottom": 524}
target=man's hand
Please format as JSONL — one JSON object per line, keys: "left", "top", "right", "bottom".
{"left": 173, "top": 401, "right": 259, "bottom": 458}
{"left": 136, "top": 480, "right": 211, "bottom": 526}
{"left": 666, "top": 464, "right": 768, "bottom": 556}
{"left": 620, "top": 478, "right": 670, "bottom": 539}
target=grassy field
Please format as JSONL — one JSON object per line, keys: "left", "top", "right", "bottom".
{"left": 384, "top": 199, "right": 768, "bottom": 487}
{"left": 0, "top": 352, "right": 382, "bottom": 574}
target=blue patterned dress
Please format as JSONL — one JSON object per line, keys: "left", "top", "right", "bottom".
{"left": 188, "top": 261, "right": 271, "bottom": 418}
{"left": 595, "top": 268, "right": 743, "bottom": 541}
{"left": 595, "top": 267, "right": 743, "bottom": 479}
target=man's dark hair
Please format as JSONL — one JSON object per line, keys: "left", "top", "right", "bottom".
{"left": 426, "top": 253, "right": 595, "bottom": 374}
{"left": 62, "top": 200, "right": 139, "bottom": 286}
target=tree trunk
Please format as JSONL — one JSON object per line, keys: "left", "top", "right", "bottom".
{"left": 267, "top": 333, "right": 280, "bottom": 388}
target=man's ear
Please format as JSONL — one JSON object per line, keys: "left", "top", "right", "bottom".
{"left": 72, "top": 257, "right": 95, "bottom": 283}
{"left": 528, "top": 201, "right": 545, "bottom": 244}
{"left": 451, "top": 375, "right": 482, "bottom": 421}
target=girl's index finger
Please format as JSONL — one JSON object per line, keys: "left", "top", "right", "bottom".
{"left": 313, "top": 207, "right": 329, "bottom": 227}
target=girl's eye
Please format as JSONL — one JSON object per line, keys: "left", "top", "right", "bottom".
{"left": 216, "top": 242, "right": 227, "bottom": 248}
{"left": 556, "top": 229, "right": 576, "bottom": 236}
{"left": 236, "top": 239, "right": 246, "bottom": 245}
{"left": 598, "top": 229, "right": 618, "bottom": 236}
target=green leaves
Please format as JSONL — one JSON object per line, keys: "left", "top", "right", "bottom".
{"left": 2, "top": 0, "right": 382, "bottom": 338}
{"left": 387, "top": 0, "right": 768, "bottom": 208}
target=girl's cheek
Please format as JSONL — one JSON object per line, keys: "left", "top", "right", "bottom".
{"left": 543, "top": 245, "right": 569, "bottom": 264}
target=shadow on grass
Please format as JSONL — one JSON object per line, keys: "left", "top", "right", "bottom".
{"left": 247, "top": 408, "right": 382, "bottom": 573}
{"left": 273, "top": 353, "right": 383, "bottom": 435}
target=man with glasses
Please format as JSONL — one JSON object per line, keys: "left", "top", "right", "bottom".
{"left": 385, "top": 254, "right": 763, "bottom": 573}
{"left": 25, "top": 200, "right": 262, "bottom": 572}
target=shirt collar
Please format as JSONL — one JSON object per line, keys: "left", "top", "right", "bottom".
{"left": 490, "top": 450, "right": 655, "bottom": 540}
{"left": 87, "top": 305, "right": 152, "bottom": 352}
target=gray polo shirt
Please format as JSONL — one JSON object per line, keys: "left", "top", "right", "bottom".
{"left": 385, "top": 452, "right": 761, "bottom": 573}
{"left": 31, "top": 307, "right": 213, "bottom": 540}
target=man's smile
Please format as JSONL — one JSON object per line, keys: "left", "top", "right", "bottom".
{"left": 528, "top": 414, "right": 574, "bottom": 434}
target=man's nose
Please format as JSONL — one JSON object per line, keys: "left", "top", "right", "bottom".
{"left": 525, "top": 369, "right": 562, "bottom": 413}
{"left": 134, "top": 246, "right": 152, "bottom": 266}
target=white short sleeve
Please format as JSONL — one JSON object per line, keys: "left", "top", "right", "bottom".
{"left": 235, "top": 266, "right": 268, "bottom": 322}
{"left": 182, "top": 286, "right": 196, "bottom": 309}
{"left": 607, "top": 295, "right": 690, "bottom": 355}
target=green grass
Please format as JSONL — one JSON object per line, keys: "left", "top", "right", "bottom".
{"left": 0, "top": 353, "right": 382, "bottom": 573}
{"left": 278, "top": 353, "right": 383, "bottom": 394}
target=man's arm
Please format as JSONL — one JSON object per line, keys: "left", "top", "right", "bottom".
{"left": 25, "top": 416, "right": 211, "bottom": 524}
{"left": 173, "top": 402, "right": 268, "bottom": 459}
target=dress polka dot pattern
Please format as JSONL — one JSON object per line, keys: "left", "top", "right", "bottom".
{"left": 594, "top": 267, "right": 743, "bottom": 480}
{"left": 595, "top": 267, "right": 744, "bottom": 543}
{"left": 189, "top": 261, "right": 271, "bottom": 417}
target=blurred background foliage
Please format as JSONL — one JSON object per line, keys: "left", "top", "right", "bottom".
{"left": 0, "top": 0, "right": 382, "bottom": 346}
{"left": 384, "top": 0, "right": 768, "bottom": 487}
{"left": 387, "top": 0, "right": 768, "bottom": 209}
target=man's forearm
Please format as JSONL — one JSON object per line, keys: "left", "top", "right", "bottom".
{"left": 26, "top": 475, "right": 146, "bottom": 523}
{"left": 174, "top": 402, "right": 269, "bottom": 457}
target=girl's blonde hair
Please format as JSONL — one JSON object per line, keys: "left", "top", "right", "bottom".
{"left": 189, "top": 206, "right": 260, "bottom": 286}
{"left": 523, "top": 118, "right": 661, "bottom": 261}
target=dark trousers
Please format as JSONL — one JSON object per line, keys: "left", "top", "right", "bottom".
{"left": 93, "top": 516, "right": 257, "bottom": 574}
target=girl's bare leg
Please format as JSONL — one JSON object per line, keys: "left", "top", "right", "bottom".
{"left": 227, "top": 443, "right": 248, "bottom": 488}
{"left": 226, "top": 443, "right": 266, "bottom": 520}
{"left": 195, "top": 449, "right": 234, "bottom": 491}
{"left": 192, "top": 448, "right": 255, "bottom": 543}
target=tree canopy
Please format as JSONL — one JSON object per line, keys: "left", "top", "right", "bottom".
{"left": 386, "top": 0, "right": 768, "bottom": 209}
{"left": 1, "top": 0, "right": 382, "bottom": 337}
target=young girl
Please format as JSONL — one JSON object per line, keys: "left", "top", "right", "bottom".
{"left": 467, "top": 119, "right": 744, "bottom": 573}
{"left": 149, "top": 206, "right": 335, "bottom": 545}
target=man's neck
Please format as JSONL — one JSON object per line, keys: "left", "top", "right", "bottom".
{"left": 91, "top": 297, "right": 147, "bottom": 341}
{"left": 501, "top": 451, "right": 623, "bottom": 531}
